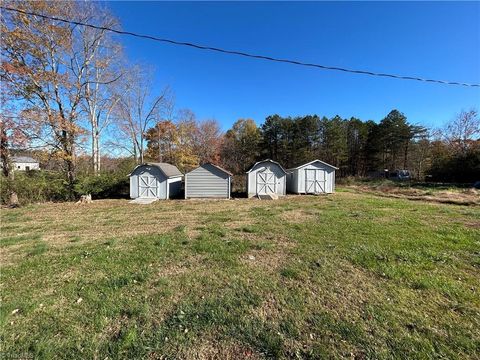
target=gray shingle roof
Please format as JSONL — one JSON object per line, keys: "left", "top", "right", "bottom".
{"left": 149, "top": 163, "right": 183, "bottom": 178}
{"left": 205, "top": 163, "right": 233, "bottom": 176}
{"left": 12, "top": 156, "right": 38, "bottom": 164}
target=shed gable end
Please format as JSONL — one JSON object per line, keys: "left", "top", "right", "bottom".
{"left": 185, "top": 164, "right": 231, "bottom": 199}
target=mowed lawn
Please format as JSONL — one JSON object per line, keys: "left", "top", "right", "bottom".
{"left": 1, "top": 189, "right": 479, "bottom": 359}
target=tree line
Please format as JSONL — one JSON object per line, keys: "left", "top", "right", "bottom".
{"left": 1, "top": 1, "right": 479, "bottom": 205}
{"left": 143, "top": 109, "right": 479, "bottom": 183}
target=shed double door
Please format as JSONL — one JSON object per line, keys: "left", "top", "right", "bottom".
{"left": 257, "top": 169, "right": 276, "bottom": 195}
{"left": 305, "top": 169, "right": 326, "bottom": 194}
{"left": 138, "top": 175, "right": 158, "bottom": 198}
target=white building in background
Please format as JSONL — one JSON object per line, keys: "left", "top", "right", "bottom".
{"left": 11, "top": 156, "right": 40, "bottom": 171}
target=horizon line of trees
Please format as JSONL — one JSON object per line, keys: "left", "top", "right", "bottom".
{"left": 141, "top": 109, "right": 479, "bottom": 183}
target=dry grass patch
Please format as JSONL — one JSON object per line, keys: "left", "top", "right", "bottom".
{"left": 348, "top": 185, "right": 480, "bottom": 206}
{"left": 278, "top": 208, "right": 318, "bottom": 223}
{"left": 310, "top": 261, "right": 384, "bottom": 319}
{"left": 156, "top": 254, "right": 206, "bottom": 278}
{"left": 241, "top": 248, "right": 285, "bottom": 273}
{"left": 175, "top": 336, "right": 263, "bottom": 360}
{"left": 253, "top": 294, "right": 281, "bottom": 324}
{"left": 0, "top": 199, "right": 255, "bottom": 256}
{"left": 241, "top": 232, "right": 296, "bottom": 273}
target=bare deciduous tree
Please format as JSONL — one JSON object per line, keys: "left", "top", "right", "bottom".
{"left": 80, "top": 9, "right": 123, "bottom": 175}
{"left": 444, "top": 109, "right": 480, "bottom": 154}
{"left": 112, "top": 66, "right": 173, "bottom": 164}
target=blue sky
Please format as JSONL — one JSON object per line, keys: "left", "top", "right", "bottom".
{"left": 107, "top": 1, "right": 480, "bottom": 130}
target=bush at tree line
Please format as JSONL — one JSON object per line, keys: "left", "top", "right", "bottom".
{"left": 1, "top": 169, "right": 130, "bottom": 205}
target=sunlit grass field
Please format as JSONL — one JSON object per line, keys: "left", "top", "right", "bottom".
{"left": 1, "top": 189, "right": 479, "bottom": 359}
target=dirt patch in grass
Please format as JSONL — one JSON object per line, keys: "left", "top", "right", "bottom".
{"left": 186, "top": 228, "right": 202, "bottom": 240}
{"left": 464, "top": 221, "right": 480, "bottom": 229}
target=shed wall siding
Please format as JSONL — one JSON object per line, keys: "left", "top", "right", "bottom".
{"left": 185, "top": 164, "right": 230, "bottom": 199}
{"left": 288, "top": 161, "right": 336, "bottom": 194}
{"left": 130, "top": 176, "right": 138, "bottom": 198}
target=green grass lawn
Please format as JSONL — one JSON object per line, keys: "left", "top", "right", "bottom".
{"left": 1, "top": 189, "right": 479, "bottom": 359}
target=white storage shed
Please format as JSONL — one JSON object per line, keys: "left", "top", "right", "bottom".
{"left": 129, "top": 163, "right": 183, "bottom": 200}
{"left": 185, "top": 163, "right": 232, "bottom": 199}
{"left": 287, "top": 159, "right": 338, "bottom": 194}
{"left": 246, "top": 159, "right": 287, "bottom": 198}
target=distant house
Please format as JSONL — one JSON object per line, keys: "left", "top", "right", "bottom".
{"left": 129, "top": 163, "right": 183, "bottom": 200}
{"left": 11, "top": 156, "right": 40, "bottom": 171}
{"left": 185, "top": 163, "right": 232, "bottom": 199}
{"left": 246, "top": 159, "right": 287, "bottom": 198}
{"left": 287, "top": 159, "right": 337, "bottom": 194}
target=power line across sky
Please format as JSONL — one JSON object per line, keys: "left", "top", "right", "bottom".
{"left": 1, "top": 5, "right": 479, "bottom": 89}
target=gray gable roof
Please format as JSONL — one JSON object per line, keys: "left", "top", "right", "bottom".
{"left": 186, "top": 163, "right": 233, "bottom": 177}
{"left": 129, "top": 162, "right": 183, "bottom": 178}
{"left": 12, "top": 156, "right": 38, "bottom": 164}
{"left": 149, "top": 163, "right": 183, "bottom": 178}
{"left": 205, "top": 163, "right": 233, "bottom": 176}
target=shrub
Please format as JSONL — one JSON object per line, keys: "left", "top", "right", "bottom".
{"left": 429, "top": 150, "right": 480, "bottom": 183}
{"left": 1, "top": 170, "right": 70, "bottom": 205}
{"left": 336, "top": 176, "right": 358, "bottom": 186}
{"left": 231, "top": 174, "right": 246, "bottom": 194}
{"left": 0, "top": 166, "right": 130, "bottom": 205}
{"left": 74, "top": 172, "right": 129, "bottom": 199}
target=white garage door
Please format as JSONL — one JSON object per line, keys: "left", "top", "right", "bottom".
{"left": 138, "top": 175, "right": 158, "bottom": 198}
{"left": 305, "top": 169, "right": 326, "bottom": 194}
{"left": 257, "top": 169, "right": 276, "bottom": 195}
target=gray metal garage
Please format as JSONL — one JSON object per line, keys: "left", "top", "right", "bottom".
{"left": 185, "top": 163, "right": 232, "bottom": 199}
{"left": 287, "top": 159, "right": 337, "bottom": 194}
{"left": 129, "top": 163, "right": 183, "bottom": 200}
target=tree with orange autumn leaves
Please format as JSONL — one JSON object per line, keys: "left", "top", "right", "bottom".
{"left": 144, "top": 110, "right": 223, "bottom": 173}
{"left": 1, "top": 1, "right": 123, "bottom": 197}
